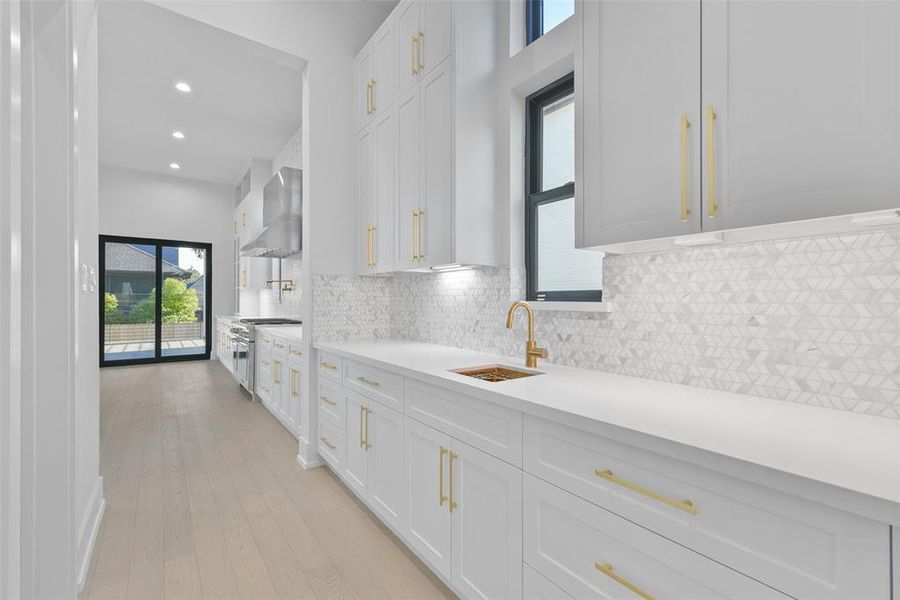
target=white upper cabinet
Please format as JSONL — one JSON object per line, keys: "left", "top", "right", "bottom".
{"left": 353, "top": 43, "right": 373, "bottom": 133}
{"left": 357, "top": 108, "right": 397, "bottom": 275}
{"left": 357, "top": 0, "right": 499, "bottom": 273}
{"left": 578, "top": 0, "right": 701, "bottom": 247}
{"left": 579, "top": 0, "right": 900, "bottom": 251}
{"left": 701, "top": 0, "right": 900, "bottom": 232}
{"left": 372, "top": 19, "right": 396, "bottom": 117}
{"left": 356, "top": 125, "right": 375, "bottom": 273}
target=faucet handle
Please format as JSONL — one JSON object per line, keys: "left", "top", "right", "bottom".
{"left": 530, "top": 345, "right": 549, "bottom": 359}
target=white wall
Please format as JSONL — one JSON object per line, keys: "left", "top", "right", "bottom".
{"left": 99, "top": 166, "right": 235, "bottom": 335}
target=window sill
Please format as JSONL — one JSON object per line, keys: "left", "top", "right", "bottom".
{"left": 530, "top": 301, "right": 613, "bottom": 313}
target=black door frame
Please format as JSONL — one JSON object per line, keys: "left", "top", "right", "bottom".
{"left": 99, "top": 234, "right": 213, "bottom": 367}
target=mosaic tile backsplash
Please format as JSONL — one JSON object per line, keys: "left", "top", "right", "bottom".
{"left": 313, "top": 228, "right": 900, "bottom": 419}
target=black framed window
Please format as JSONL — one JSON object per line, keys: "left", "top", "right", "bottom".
{"left": 525, "top": 73, "right": 603, "bottom": 302}
{"left": 99, "top": 235, "right": 213, "bottom": 367}
{"left": 526, "top": 0, "right": 575, "bottom": 45}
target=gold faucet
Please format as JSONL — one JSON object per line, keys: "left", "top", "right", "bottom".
{"left": 506, "top": 301, "right": 548, "bottom": 368}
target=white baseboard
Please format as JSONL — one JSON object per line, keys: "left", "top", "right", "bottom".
{"left": 296, "top": 437, "right": 322, "bottom": 469}
{"left": 76, "top": 476, "right": 105, "bottom": 592}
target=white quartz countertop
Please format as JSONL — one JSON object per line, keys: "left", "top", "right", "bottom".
{"left": 316, "top": 339, "right": 900, "bottom": 512}
{"left": 256, "top": 325, "right": 303, "bottom": 341}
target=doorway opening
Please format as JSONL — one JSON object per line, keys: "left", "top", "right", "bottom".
{"left": 100, "top": 234, "right": 212, "bottom": 366}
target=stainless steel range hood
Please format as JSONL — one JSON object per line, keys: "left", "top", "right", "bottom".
{"left": 241, "top": 167, "right": 302, "bottom": 258}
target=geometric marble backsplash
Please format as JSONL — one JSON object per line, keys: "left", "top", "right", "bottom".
{"left": 314, "top": 228, "right": 900, "bottom": 419}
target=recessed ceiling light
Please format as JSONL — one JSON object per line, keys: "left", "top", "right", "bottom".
{"left": 172, "top": 130, "right": 185, "bottom": 140}
{"left": 174, "top": 82, "right": 191, "bottom": 93}
{"left": 169, "top": 162, "right": 181, "bottom": 170}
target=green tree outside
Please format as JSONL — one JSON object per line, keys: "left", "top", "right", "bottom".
{"left": 128, "top": 277, "right": 199, "bottom": 323}
{"left": 104, "top": 292, "right": 118, "bottom": 315}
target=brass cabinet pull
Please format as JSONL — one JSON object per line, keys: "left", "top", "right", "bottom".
{"left": 411, "top": 210, "right": 419, "bottom": 260}
{"left": 417, "top": 209, "right": 424, "bottom": 260}
{"left": 364, "top": 406, "right": 371, "bottom": 450}
{"left": 241, "top": 270, "right": 247, "bottom": 287}
{"left": 370, "top": 79, "right": 376, "bottom": 113}
{"left": 242, "top": 211, "right": 247, "bottom": 226}
{"left": 448, "top": 450, "right": 458, "bottom": 511}
{"left": 290, "top": 350, "right": 302, "bottom": 357}
{"left": 290, "top": 368, "right": 297, "bottom": 398}
{"left": 320, "top": 436, "right": 336, "bottom": 450}
{"left": 365, "top": 81, "right": 371, "bottom": 115}
{"left": 594, "top": 469, "right": 699, "bottom": 515}
{"left": 359, "top": 405, "right": 365, "bottom": 448}
{"left": 417, "top": 31, "right": 424, "bottom": 72}
{"left": 706, "top": 104, "right": 718, "bottom": 218}
{"left": 273, "top": 360, "right": 281, "bottom": 384}
{"left": 274, "top": 342, "right": 284, "bottom": 349}
{"left": 679, "top": 113, "right": 692, "bottom": 221}
{"left": 595, "top": 563, "right": 655, "bottom": 600}
{"left": 370, "top": 226, "right": 377, "bottom": 267}
{"left": 411, "top": 36, "right": 418, "bottom": 75}
{"left": 356, "top": 375, "right": 380, "bottom": 388}
{"left": 439, "top": 446, "right": 448, "bottom": 506}
{"left": 366, "top": 226, "right": 372, "bottom": 267}
{"left": 233, "top": 221, "right": 237, "bottom": 234}
{"left": 320, "top": 360, "right": 337, "bottom": 371}
{"left": 320, "top": 395, "right": 337, "bottom": 407}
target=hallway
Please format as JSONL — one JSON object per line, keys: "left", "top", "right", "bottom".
{"left": 80, "top": 361, "right": 456, "bottom": 600}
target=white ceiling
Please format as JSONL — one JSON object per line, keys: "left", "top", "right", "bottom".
{"left": 99, "top": 1, "right": 306, "bottom": 186}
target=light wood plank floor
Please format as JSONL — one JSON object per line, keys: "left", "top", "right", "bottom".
{"left": 80, "top": 360, "right": 457, "bottom": 600}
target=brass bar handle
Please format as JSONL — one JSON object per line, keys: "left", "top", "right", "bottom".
{"left": 370, "top": 226, "right": 377, "bottom": 267}
{"left": 417, "top": 31, "right": 424, "bottom": 72}
{"left": 594, "top": 469, "right": 698, "bottom": 515}
{"left": 370, "top": 79, "right": 376, "bottom": 113}
{"left": 233, "top": 221, "right": 237, "bottom": 234}
{"left": 439, "top": 446, "right": 448, "bottom": 506}
{"left": 273, "top": 360, "right": 281, "bottom": 384}
{"left": 417, "top": 209, "right": 424, "bottom": 260}
{"left": 320, "top": 436, "right": 336, "bottom": 450}
{"left": 364, "top": 406, "right": 371, "bottom": 450}
{"left": 595, "top": 563, "right": 655, "bottom": 600}
{"left": 242, "top": 212, "right": 247, "bottom": 226}
{"left": 449, "top": 450, "right": 458, "bottom": 512}
{"left": 274, "top": 342, "right": 284, "bottom": 350}
{"left": 365, "top": 81, "right": 371, "bottom": 115}
{"left": 679, "top": 113, "right": 692, "bottom": 221}
{"left": 320, "top": 395, "right": 337, "bottom": 407}
{"left": 706, "top": 104, "right": 718, "bottom": 218}
{"left": 356, "top": 376, "right": 380, "bottom": 388}
{"left": 366, "top": 226, "right": 371, "bottom": 267}
{"left": 411, "top": 210, "right": 419, "bottom": 260}
{"left": 290, "top": 369, "right": 297, "bottom": 398}
{"left": 359, "top": 405, "right": 365, "bottom": 448}
{"left": 411, "top": 36, "right": 418, "bottom": 75}
{"left": 320, "top": 360, "right": 337, "bottom": 371}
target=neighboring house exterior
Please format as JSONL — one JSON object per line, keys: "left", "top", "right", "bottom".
{"left": 188, "top": 274, "right": 205, "bottom": 320}
{"left": 104, "top": 243, "right": 190, "bottom": 314}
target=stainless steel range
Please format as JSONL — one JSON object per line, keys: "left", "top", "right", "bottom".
{"left": 228, "top": 318, "right": 302, "bottom": 393}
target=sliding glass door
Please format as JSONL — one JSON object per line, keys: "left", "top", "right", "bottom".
{"left": 100, "top": 235, "right": 212, "bottom": 366}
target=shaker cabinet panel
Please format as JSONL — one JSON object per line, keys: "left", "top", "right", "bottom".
{"left": 420, "top": 0, "right": 452, "bottom": 76}
{"left": 373, "top": 108, "right": 396, "bottom": 273}
{"left": 356, "top": 126, "right": 376, "bottom": 274}
{"left": 367, "top": 402, "right": 406, "bottom": 535}
{"left": 395, "top": 0, "right": 420, "bottom": 96}
{"left": 354, "top": 43, "right": 373, "bottom": 132}
{"left": 372, "top": 19, "right": 396, "bottom": 115}
{"left": 420, "top": 60, "right": 454, "bottom": 267}
{"left": 396, "top": 88, "right": 421, "bottom": 271}
{"left": 343, "top": 390, "right": 369, "bottom": 498}
{"left": 579, "top": 0, "right": 702, "bottom": 248}
{"left": 701, "top": 0, "right": 900, "bottom": 232}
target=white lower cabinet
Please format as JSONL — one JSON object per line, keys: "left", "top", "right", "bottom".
{"left": 343, "top": 390, "right": 370, "bottom": 497}
{"left": 406, "top": 416, "right": 452, "bottom": 579}
{"left": 524, "top": 474, "right": 786, "bottom": 599}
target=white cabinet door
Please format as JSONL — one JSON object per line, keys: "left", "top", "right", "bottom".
{"left": 395, "top": 0, "right": 420, "bottom": 96}
{"left": 354, "top": 42, "right": 373, "bottom": 132}
{"left": 238, "top": 256, "right": 272, "bottom": 290}
{"left": 357, "top": 126, "right": 376, "bottom": 274}
{"left": 396, "top": 87, "right": 421, "bottom": 270}
{"left": 287, "top": 363, "right": 301, "bottom": 434}
{"left": 579, "top": 0, "right": 701, "bottom": 249}
{"left": 420, "top": 0, "right": 451, "bottom": 76}
{"left": 343, "top": 391, "right": 369, "bottom": 497}
{"left": 701, "top": 0, "right": 900, "bottom": 232}
{"left": 272, "top": 357, "right": 285, "bottom": 417}
{"left": 372, "top": 18, "right": 395, "bottom": 116}
{"left": 450, "top": 439, "right": 522, "bottom": 600}
{"left": 420, "top": 60, "right": 453, "bottom": 267}
{"left": 373, "top": 108, "right": 396, "bottom": 273}
{"left": 367, "top": 403, "right": 406, "bottom": 535}
{"left": 405, "top": 417, "right": 452, "bottom": 579}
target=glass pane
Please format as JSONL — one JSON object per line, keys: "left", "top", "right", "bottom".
{"left": 536, "top": 197, "right": 603, "bottom": 292}
{"left": 542, "top": 0, "right": 574, "bottom": 36}
{"left": 103, "top": 242, "right": 157, "bottom": 361}
{"left": 160, "top": 245, "right": 207, "bottom": 357}
{"left": 541, "top": 93, "right": 574, "bottom": 191}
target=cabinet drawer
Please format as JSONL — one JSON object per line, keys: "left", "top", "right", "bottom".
{"left": 524, "top": 416, "right": 891, "bottom": 599}
{"left": 318, "top": 416, "right": 343, "bottom": 470}
{"left": 318, "top": 380, "right": 344, "bottom": 425}
{"left": 317, "top": 351, "right": 342, "bottom": 383}
{"left": 343, "top": 360, "right": 403, "bottom": 412}
{"left": 406, "top": 379, "right": 522, "bottom": 466}
{"left": 288, "top": 342, "right": 303, "bottom": 359}
{"left": 524, "top": 475, "right": 786, "bottom": 600}
{"left": 257, "top": 334, "right": 273, "bottom": 350}
{"left": 272, "top": 338, "right": 287, "bottom": 355}
{"left": 524, "top": 564, "right": 573, "bottom": 600}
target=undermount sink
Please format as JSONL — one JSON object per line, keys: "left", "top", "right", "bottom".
{"left": 451, "top": 364, "right": 543, "bottom": 383}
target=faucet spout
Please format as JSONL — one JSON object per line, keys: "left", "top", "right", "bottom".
{"left": 505, "top": 301, "right": 547, "bottom": 368}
